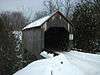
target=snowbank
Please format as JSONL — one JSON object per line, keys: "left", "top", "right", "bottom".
{"left": 13, "top": 51, "right": 100, "bottom": 75}
{"left": 40, "top": 51, "right": 54, "bottom": 58}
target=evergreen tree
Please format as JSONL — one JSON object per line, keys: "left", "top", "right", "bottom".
{"left": 72, "top": 1, "right": 99, "bottom": 53}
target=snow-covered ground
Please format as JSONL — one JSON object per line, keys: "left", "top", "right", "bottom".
{"left": 40, "top": 51, "right": 54, "bottom": 58}
{"left": 13, "top": 51, "right": 100, "bottom": 75}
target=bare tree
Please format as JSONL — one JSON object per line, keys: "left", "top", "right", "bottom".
{"left": 33, "top": 10, "right": 48, "bottom": 21}
{"left": 10, "top": 11, "right": 29, "bottom": 30}
{"left": 43, "top": 0, "right": 72, "bottom": 16}
{"left": 44, "top": 0, "right": 57, "bottom": 14}
{"left": 0, "top": 11, "right": 29, "bottom": 31}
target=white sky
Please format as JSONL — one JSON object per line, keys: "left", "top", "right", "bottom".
{"left": 0, "top": 0, "right": 45, "bottom": 13}
{"left": 0, "top": 0, "right": 77, "bottom": 18}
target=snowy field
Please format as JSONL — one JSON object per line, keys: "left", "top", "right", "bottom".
{"left": 13, "top": 51, "right": 100, "bottom": 75}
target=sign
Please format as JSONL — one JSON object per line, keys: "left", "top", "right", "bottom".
{"left": 69, "top": 34, "right": 73, "bottom": 40}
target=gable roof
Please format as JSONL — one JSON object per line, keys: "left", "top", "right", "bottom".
{"left": 23, "top": 11, "right": 73, "bottom": 30}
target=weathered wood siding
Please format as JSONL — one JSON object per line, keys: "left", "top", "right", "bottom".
{"left": 23, "top": 29, "right": 34, "bottom": 51}
{"left": 22, "top": 28, "right": 44, "bottom": 58}
{"left": 43, "top": 14, "right": 68, "bottom": 31}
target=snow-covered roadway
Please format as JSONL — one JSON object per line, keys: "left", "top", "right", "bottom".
{"left": 13, "top": 51, "right": 100, "bottom": 75}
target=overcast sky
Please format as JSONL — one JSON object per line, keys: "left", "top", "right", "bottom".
{"left": 0, "top": 0, "right": 45, "bottom": 13}
{"left": 0, "top": 0, "right": 77, "bottom": 18}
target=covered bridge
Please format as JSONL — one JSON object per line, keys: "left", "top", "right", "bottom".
{"left": 22, "top": 11, "right": 74, "bottom": 58}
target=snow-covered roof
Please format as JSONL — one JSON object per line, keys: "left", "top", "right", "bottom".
{"left": 23, "top": 15, "right": 50, "bottom": 30}
{"left": 22, "top": 11, "right": 73, "bottom": 30}
{"left": 13, "top": 51, "right": 100, "bottom": 75}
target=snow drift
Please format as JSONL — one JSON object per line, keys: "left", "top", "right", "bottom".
{"left": 13, "top": 51, "right": 100, "bottom": 75}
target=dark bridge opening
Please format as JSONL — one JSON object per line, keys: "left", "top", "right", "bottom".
{"left": 45, "top": 27, "right": 69, "bottom": 51}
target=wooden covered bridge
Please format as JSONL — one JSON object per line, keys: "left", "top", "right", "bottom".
{"left": 22, "top": 11, "right": 74, "bottom": 58}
